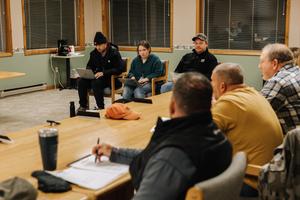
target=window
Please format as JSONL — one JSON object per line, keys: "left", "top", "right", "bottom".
{"left": 197, "top": 0, "right": 290, "bottom": 54}
{"left": 0, "top": 0, "right": 12, "bottom": 57}
{"left": 23, "top": 0, "right": 84, "bottom": 55}
{"left": 103, "top": 0, "right": 173, "bottom": 52}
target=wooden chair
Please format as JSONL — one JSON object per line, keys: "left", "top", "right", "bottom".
{"left": 109, "top": 57, "right": 130, "bottom": 102}
{"left": 245, "top": 164, "right": 262, "bottom": 178}
{"left": 151, "top": 60, "right": 169, "bottom": 96}
{"left": 87, "top": 57, "right": 130, "bottom": 107}
{"left": 185, "top": 152, "right": 247, "bottom": 200}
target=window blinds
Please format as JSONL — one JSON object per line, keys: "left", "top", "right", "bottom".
{"left": 24, "top": 0, "right": 76, "bottom": 50}
{"left": 110, "top": 0, "right": 170, "bottom": 47}
{"left": 204, "top": 0, "right": 286, "bottom": 50}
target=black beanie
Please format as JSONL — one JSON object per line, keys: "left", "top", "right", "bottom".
{"left": 94, "top": 32, "right": 107, "bottom": 45}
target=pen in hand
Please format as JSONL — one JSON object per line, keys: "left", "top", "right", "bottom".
{"left": 95, "top": 137, "right": 100, "bottom": 163}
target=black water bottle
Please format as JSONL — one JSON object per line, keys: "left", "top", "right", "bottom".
{"left": 70, "top": 101, "right": 75, "bottom": 117}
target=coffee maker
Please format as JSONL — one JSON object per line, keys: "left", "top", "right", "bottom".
{"left": 57, "top": 39, "right": 69, "bottom": 56}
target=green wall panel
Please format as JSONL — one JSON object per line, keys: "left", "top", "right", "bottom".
{"left": 121, "top": 50, "right": 263, "bottom": 90}
{"left": 0, "top": 48, "right": 263, "bottom": 91}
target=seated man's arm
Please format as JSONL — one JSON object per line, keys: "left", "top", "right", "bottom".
{"left": 260, "top": 80, "right": 286, "bottom": 112}
{"left": 86, "top": 53, "right": 97, "bottom": 72}
{"left": 110, "top": 148, "right": 142, "bottom": 165}
{"left": 174, "top": 56, "right": 186, "bottom": 73}
{"left": 212, "top": 99, "right": 237, "bottom": 133}
{"left": 133, "top": 147, "right": 196, "bottom": 200}
{"left": 103, "top": 52, "right": 124, "bottom": 76}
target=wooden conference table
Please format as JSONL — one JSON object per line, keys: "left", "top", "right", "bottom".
{"left": 0, "top": 71, "right": 25, "bottom": 79}
{"left": 0, "top": 92, "right": 172, "bottom": 200}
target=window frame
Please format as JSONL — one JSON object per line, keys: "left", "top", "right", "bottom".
{"left": 102, "top": 0, "right": 173, "bottom": 53}
{"left": 21, "top": 0, "right": 85, "bottom": 56}
{"left": 0, "top": 0, "right": 12, "bottom": 57}
{"left": 196, "top": 0, "right": 291, "bottom": 56}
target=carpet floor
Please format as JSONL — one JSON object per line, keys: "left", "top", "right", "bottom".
{"left": 0, "top": 89, "right": 115, "bottom": 134}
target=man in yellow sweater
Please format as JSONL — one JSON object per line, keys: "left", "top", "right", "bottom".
{"left": 211, "top": 63, "right": 283, "bottom": 197}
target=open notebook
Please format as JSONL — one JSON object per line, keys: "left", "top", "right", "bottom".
{"left": 48, "top": 155, "right": 129, "bottom": 190}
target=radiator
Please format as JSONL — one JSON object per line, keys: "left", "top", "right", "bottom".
{"left": 0, "top": 83, "right": 47, "bottom": 98}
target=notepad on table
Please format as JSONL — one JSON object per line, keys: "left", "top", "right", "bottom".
{"left": 48, "top": 155, "right": 129, "bottom": 190}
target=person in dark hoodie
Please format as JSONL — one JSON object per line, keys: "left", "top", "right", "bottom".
{"left": 160, "top": 33, "right": 218, "bottom": 93}
{"left": 92, "top": 72, "right": 232, "bottom": 200}
{"left": 77, "top": 32, "right": 124, "bottom": 110}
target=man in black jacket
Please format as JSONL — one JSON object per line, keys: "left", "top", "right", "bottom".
{"left": 92, "top": 72, "right": 232, "bottom": 200}
{"left": 77, "top": 32, "right": 124, "bottom": 110}
{"left": 160, "top": 33, "right": 218, "bottom": 93}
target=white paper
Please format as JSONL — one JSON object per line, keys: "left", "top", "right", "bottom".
{"left": 49, "top": 155, "right": 129, "bottom": 190}
{"left": 70, "top": 155, "right": 129, "bottom": 174}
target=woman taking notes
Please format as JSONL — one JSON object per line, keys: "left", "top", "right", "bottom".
{"left": 122, "top": 40, "right": 163, "bottom": 100}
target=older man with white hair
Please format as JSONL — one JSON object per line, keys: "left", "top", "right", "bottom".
{"left": 211, "top": 63, "right": 283, "bottom": 197}
{"left": 259, "top": 43, "right": 300, "bottom": 134}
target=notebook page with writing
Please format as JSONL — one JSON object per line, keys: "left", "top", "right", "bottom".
{"left": 70, "top": 155, "right": 128, "bottom": 173}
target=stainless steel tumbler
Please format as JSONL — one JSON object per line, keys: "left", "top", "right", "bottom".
{"left": 38, "top": 128, "right": 58, "bottom": 171}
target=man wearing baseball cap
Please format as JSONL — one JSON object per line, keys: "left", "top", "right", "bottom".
{"left": 161, "top": 33, "right": 218, "bottom": 93}
{"left": 77, "top": 32, "right": 124, "bottom": 110}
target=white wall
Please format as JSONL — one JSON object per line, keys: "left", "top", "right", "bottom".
{"left": 10, "top": 0, "right": 23, "bottom": 50}
{"left": 173, "top": 0, "right": 196, "bottom": 47}
{"left": 84, "top": 0, "right": 102, "bottom": 44}
{"left": 289, "top": 0, "right": 300, "bottom": 47}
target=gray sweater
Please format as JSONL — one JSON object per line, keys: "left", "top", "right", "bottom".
{"left": 110, "top": 147, "right": 196, "bottom": 200}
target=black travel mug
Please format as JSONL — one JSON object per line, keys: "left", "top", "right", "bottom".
{"left": 38, "top": 128, "right": 58, "bottom": 171}
{"left": 70, "top": 101, "right": 75, "bottom": 117}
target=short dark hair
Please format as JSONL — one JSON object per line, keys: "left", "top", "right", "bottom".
{"left": 213, "top": 63, "right": 244, "bottom": 85}
{"left": 173, "top": 72, "right": 212, "bottom": 114}
{"left": 136, "top": 40, "right": 151, "bottom": 54}
{"left": 262, "top": 43, "right": 293, "bottom": 64}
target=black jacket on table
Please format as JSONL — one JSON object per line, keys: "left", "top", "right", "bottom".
{"left": 86, "top": 43, "right": 124, "bottom": 86}
{"left": 175, "top": 49, "right": 218, "bottom": 80}
{"left": 129, "top": 111, "right": 232, "bottom": 200}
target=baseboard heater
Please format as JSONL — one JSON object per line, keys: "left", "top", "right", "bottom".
{"left": 0, "top": 83, "right": 47, "bottom": 98}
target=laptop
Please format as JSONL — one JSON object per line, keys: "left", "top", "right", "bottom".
{"left": 76, "top": 68, "right": 95, "bottom": 79}
{"left": 120, "top": 78, "right": 141, "bottom": 87}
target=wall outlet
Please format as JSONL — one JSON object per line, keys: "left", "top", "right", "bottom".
{"left": 55, "top": 67, "right": 59, "bottom": 73}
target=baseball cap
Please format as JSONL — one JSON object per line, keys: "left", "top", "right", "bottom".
{"left": 0, "top": 177, "right": 37, "bottom": 200}
{"left": 105, "top": 103, "right": 140, "bottom": 120}
{"left": 192, "top": 33, "right": 207, "bottom": 42}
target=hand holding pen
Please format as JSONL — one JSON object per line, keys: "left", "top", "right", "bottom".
{"left": 92, "top": 141, "right": 113, "bottom": 163}
{"left": 94, "top": 138, "right": 100, "bottom": 163}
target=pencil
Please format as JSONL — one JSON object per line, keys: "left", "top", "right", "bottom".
{"left": 95, "top": 137, "right": 100, "bottom": 163}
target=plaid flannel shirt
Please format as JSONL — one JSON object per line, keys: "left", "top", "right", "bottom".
{"left": 261, "top": 64, "right": 300, "bottom": 134}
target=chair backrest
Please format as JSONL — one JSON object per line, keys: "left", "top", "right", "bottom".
{"left": 122, "top": 57, "right": 130, "bottom": 73}
{"left": 258, "top": 127, "right": 300, "bottom": 200}
{"left": 161, "top": 60, "right": 169, "bottom": 81}
{"left": 150, "top": 60, "right": 169, "bottom": 96}
{"left": 185, "top": 152, "right": 247, "bottom": 200}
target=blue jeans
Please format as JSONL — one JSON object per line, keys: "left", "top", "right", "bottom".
{"left": 123, "top": 83, "right": 152, "bottom": 100}
{"left": 160, "top": 81, "right": 174, "bottom": 93}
